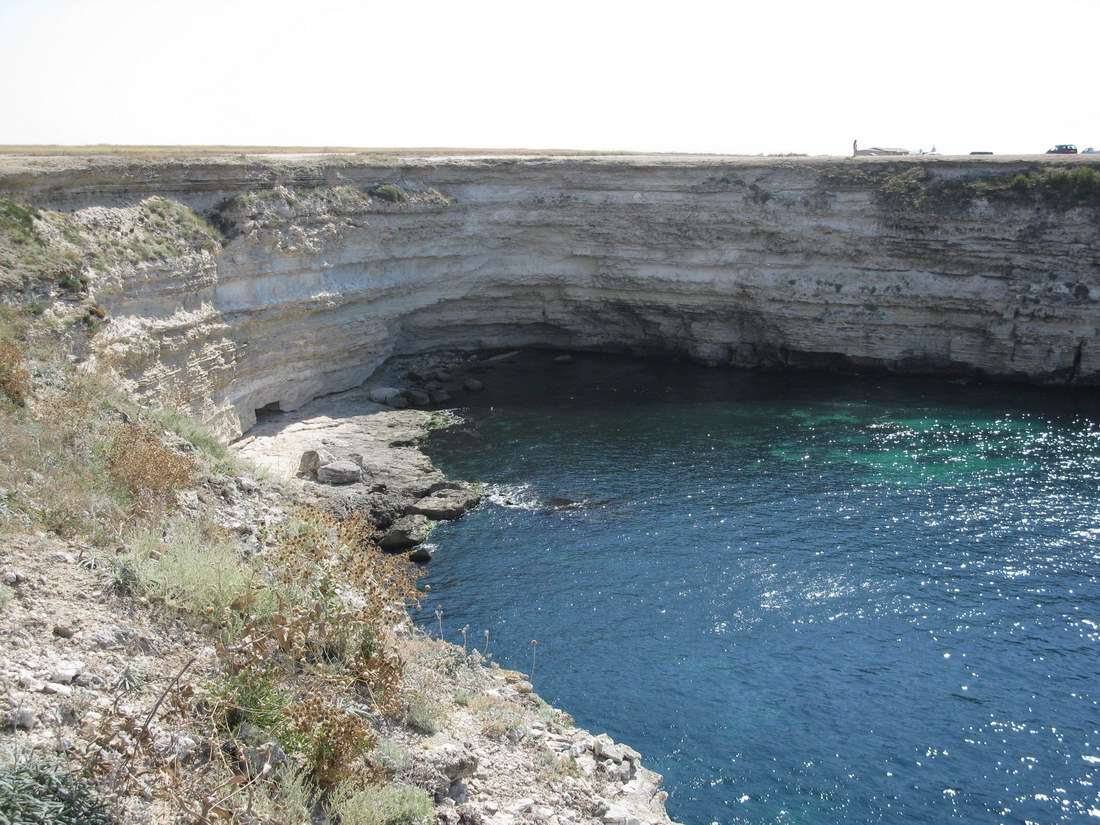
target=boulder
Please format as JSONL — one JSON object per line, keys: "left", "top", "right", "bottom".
{"left": 380, "top": 514, "right": 433, "bottom": 550}
{"left": 297, "top": 449, "right": 336, "bottom": 478}
{"left": 404, "top": 388, "right": 432, "bottom": 406}
{"left": 368, "top": 386, "right": 404, "bottom": 405}
{"left": 428, "top": 388, "right": 451, "bottom": 403}
{"left": 407, "top": 484, "right": 481, "bottom": 520}
{"left": 316, "top": 461, "right": 362, "bottom": 485}
{"left": 463, "top": 379, "right": 484, "bottom": 391}
{"left": 407, "top": 544, "right": 434, "bottom": 563}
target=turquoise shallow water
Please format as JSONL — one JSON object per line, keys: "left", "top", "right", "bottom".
{"left": 415, "top": 352, "right": 1100, "bottom": 825}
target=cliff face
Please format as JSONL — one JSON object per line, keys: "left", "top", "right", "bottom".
{"left": 2, "top": 154, "right": 1097, "bottom": 437}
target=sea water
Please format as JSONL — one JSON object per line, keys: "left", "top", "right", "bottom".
{"left": 415, "top": 352, "right": 1100, "bottom": 825}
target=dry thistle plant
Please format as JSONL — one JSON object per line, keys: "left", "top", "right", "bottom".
{"left": 198, "top": 508, "right": 425, "bottom": 787}
{"left": 0, "top": 339, "right": 31, "bottom": 406}
{"left": 106, "top": 423, "right": 198, "bottom": 512}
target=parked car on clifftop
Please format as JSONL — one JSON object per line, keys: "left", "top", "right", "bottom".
{"left": 1046, "top": 145, "right": 1078, "bottom": 154}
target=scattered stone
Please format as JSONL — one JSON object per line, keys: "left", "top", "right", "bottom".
{"left": 434, "top": 370, "right": 453, "bottom": 382}
{"left": 52, "top": 624, "right": 77, "bottom": 639}
{"left": 234, "top": 476, "right": 260, "bottom": 493}
{"left": 380, "top": 515, "right": 433, "bottom": 551}
{"left": 428, "top": 388, "right": 451, "bottom": 404}
{"left": 463, "top": 378, "right": 484, "bottom": 391}
{"left": 553, "top": 354, "right": 573, "bottom": 364}
{"left": 42, "top": 682, "right": 72, "bottom": 696}
{"left": 297, "top": 449, "right": 337, "bottom": 477}
{"left": 316, "top": 461, "right": 362, "bottom": 485}
{"left": 2, "top": 571, "right": 24, "bottom": 586}
{"left": 49, "top": 660, "right": 85, "bottom": 684}
{"left": 8, "top": 708, "right": 36, "bottom": 730}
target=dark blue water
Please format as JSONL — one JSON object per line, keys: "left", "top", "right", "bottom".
{"left": 416, "top": 352, "right": 1100, "bottom": 825}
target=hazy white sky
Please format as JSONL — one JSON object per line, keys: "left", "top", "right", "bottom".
{"left": 0, "top": 0, "right": 1094, "bottom": 156}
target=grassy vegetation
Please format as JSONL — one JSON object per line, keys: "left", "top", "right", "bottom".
{"left": 368, "top": 184, "right": 408, "bottom": 203}
{"left": 0, "top": 762, "right": 117, "bottom": 825}
{"left": 820, "top": 163, "right": 1100, "bottom": 215}
{"left": 0, "top": 194, "right": 224, "bottom": 294}
{"left": 0, "top": 305, "right": 447, "bottom": 821}
{"left": 329, "top": 783, "right": 434, "bottom": 825}
{"left": 217, "top": 183, "right": 450, "bottom": 232}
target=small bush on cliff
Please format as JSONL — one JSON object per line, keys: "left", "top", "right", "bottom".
{"left": 0, "top": 340, "right": 31, "bottom": 406}
{"left": 369, "top": 184, "right": 408, "bottom": 203}
{"left": 329, "top": 783, "right": 433, "bottom": 825}
{"left": 106, "top": 423, "right": 198, "bottom": 512}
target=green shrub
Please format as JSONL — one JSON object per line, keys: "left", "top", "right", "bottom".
{"left": 329, "top": 783, "right": 433, "bottom": 825}
{"left": 0, "top": 763, "right": 117, "bottom": 825}
{"left": 372, "top": 739, "right": 414, "bottom": 775}
{"left": 369, "top": 184, "right": 408, "bottom": 203}
{"left": 248, "top": 767, "right": 317, "bottom": 825}
{"left": 405, "top": 697, "right": 442, "bottom": 735}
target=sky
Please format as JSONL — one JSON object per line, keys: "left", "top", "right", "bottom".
{"left": 0, "top": 0, "right": 1095, "bottom": 156}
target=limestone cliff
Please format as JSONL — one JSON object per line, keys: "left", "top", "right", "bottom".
{"left": 1, "top": 153, "right": 1097, "bottom": 437}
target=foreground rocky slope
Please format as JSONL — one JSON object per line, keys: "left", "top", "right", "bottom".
{"left": 0, "top": 321, "right": 675, "bottom": 825}
{"left": 1, "top": 153, "right": 1098, "bottom": 439}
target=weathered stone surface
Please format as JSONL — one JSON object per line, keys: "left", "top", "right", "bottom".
{"left": 380, "top": 514, "right": 433, "bottom": 550}
{"left": 315, "top": 460, "right": 362, "bottom": 484}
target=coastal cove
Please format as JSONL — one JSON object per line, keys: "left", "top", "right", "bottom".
{"left": 2, "top": 150, "right": 1100, "bottom": 825}
{"left": 414, "top": 351, "right": 1100, "bottom": 825}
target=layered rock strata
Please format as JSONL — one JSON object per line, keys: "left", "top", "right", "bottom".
{"left": 1, "top": 153, "right": 1098, "bottom": 438}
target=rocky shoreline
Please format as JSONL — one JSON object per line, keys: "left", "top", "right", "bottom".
{"left": 227, "top": 352, "right": 682, "bottom": 825}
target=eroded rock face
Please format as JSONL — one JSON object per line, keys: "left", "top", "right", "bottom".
{"left": 4, "top": 154, "right": 1098, "bottom": 439}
